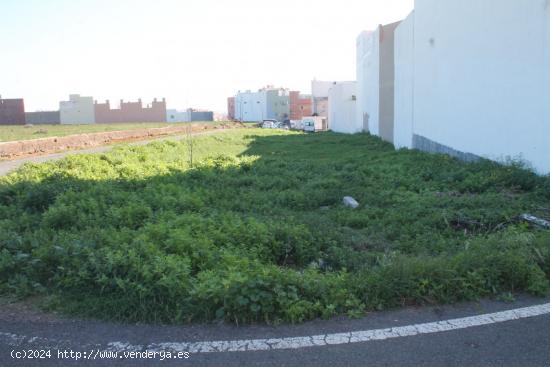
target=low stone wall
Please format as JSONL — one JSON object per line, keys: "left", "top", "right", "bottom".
{"left": 0, "top": 123, "right": 239, "bottom": 158}
{"left": 412, "top": 134, "right": 481, "bottom": 163}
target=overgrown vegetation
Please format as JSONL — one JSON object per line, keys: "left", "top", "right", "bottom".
{"left": 0, "top": 130, "right": 549, "bottom": 324}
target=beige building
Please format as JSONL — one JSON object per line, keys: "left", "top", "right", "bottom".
{"left": 60, "top": 94, "right": 95, "bottom": 124}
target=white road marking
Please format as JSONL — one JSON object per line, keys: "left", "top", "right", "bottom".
{"left": 2, "top": 302, "right": 550, "bottom": 354}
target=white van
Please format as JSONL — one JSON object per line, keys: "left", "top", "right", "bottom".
{"left": 302, "top": 117, "right": 327, "bottom": 133}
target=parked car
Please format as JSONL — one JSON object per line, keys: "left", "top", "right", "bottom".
{"left": 290, "top": 120, "right": 303, "bottom": 130}
{"left": 262, "top": 119, "right": 278, "bottom": 129}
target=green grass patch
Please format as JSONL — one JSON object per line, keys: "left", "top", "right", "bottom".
{"left": 0, "top": 130, "right": 549, "bottom": 324}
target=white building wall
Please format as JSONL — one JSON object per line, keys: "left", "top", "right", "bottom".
{"left": 328, "top": 82, "right": 358, "bottom": 134}
{"left": 59, "top": 94, "right": 95, "bottom": 124}
{"left": 361, "top": 30, "right": 380, "bottom": 136}
{"left": 166, "top": 109, "right": 191, "bottom": 122}
{"left": 356, "top": 31, "right": 372, "bottom": 133}
{"left": 234, "top": 95, "right": 242, "bottom": 121}
{"left": 544, "top": 4, "right": 550, "bottom": 172}
{"left": 412, "top": 0, "right": 550, "bottom": 174}
{"left": 394, "top": 11, "right": 415, "bottom": 149}
{"left": 234, "top": 91, "right": 266, "bottom": 122}
{"left": 311, "top": 80, "right": 334, "bottom": 98}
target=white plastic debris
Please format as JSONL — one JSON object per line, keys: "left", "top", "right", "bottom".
{"left": 343, "top": 196, "right": 359, "bottom": 209}
{"left": 520, "top": 214, "right": 550, "bottom": 229}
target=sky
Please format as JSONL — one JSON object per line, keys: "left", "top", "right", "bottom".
{"left": 0, "top": 0, "right": 414, "bottom": 113}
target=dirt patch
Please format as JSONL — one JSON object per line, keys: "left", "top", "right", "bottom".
{"left": 0, "top": 122, "right": 244, "bottom": 159}
{"left": 0, "top": 297, "right": 64, "bottom": 324}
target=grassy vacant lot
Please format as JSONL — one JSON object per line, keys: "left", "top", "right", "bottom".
{"left": 0, "top": 122, "right": 217, "bottom": 143}
{"left": 0, "top": 130, "right": 549, "bottom": 324}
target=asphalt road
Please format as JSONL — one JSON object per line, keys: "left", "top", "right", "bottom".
{"left": 1, "top": 295, "right": 549, "bottom": 367}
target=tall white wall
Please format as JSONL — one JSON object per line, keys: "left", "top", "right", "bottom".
{"left": 60, "top": 94, "right": 95, "bottom": 124}
{"left": 359, "top": 30, "right": 380, "bottom": 135}
{"left": 412, "top": 0, "right": 550, "bottom": 173}
{"left": 394, "top": 11, "right": 415, "bottom": 149}
{"left": 234, "top": 91, "right": 266, "bottom": 122}
{"left": 544, "top": 3, "right": 550, "bottom": 172}
{"left": 356, "top": 31, "right": 371, "bottom": 132}
{"left": 311, "top": 80, "right": 334, "bottom": 98}
{"left": 328, "top": 82, "right": 358, "bottom": 134}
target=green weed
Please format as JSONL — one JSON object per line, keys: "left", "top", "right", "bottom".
{"left": 0, "top": 130, "right": 549, "bottom": 324}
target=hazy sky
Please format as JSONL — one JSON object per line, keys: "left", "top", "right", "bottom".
{"left": 1, "top": 0, "right": 413, "bottom": 113}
